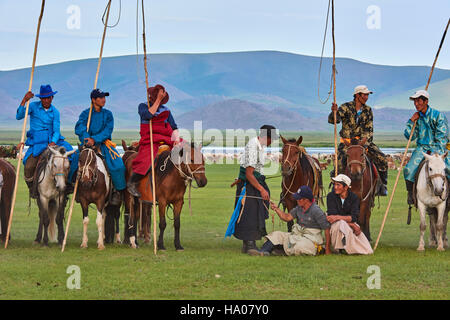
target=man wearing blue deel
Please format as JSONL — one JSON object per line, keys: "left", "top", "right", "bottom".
{"left": 16, "top": 84, "right": 74, "bottom": 199}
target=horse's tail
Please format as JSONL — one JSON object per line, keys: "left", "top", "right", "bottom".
{"left": 48, "top": 203, "right": 57, "bottom": 243}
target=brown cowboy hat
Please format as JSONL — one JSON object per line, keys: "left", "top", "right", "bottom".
{"left": 148, "top": 84, "right": 169, "bottom": 105}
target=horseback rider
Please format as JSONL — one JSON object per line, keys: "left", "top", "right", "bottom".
{"left": 329, "top": 85, "right": 388, "bottom": 196}
{"left": 127, "top": 84, "right": 181, "bottom": 199}
{"left": 70, "top": 89, "right": 126, "bottom": 205}
{"left": 404, "top": 90, "right": 450, "bottom": 205}
{"left": 16, "top": 84, "right": 74, "bottom": 199}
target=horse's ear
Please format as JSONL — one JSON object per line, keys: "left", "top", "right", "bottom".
{"left": 77, "top": 144, "right": 83, "bottom": 152}
{"left": 122, "top": 140, "right": 128, "bottom": 151}
{"left": 280, "top": 135, "right": 288, "bottom": 145}
{"left": 360, "top": 137, "right": 367, "bottom": 146}
{"left": 443, "top": 151, "right": 448, "bottom": 159}
{"left": 296, "top": 136, "right": 303, "bottom": 146}
{"left": 422, "top": 152, "right": 432, "bottom": 160}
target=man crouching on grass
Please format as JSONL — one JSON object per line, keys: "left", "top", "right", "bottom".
{"left": 248, "top": 186, "right": 332, "bottom": 256}
{"left": 327, "top": 174, "right": 373, "bottom": 255}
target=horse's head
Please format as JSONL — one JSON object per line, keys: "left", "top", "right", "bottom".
{"left": 344, "top": 138, "right": 367, "bottom": 180}
{"left": 423, "top": 152, "right": 448, "bottom": 198}
{"left": 78, "top": 145, "right": 98, "bottom": 189}
{"left": 48, "top": 146, "right": 76, "bottom": 192}
{"left": 173, "top": 142, "right": 207, "bottom": 188}
{"left": 280, "top": 135, "right": 303, "bottom": 176}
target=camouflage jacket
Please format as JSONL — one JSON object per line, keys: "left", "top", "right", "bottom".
{"left": 328, "top": 100, "right": 373, "bottom": 144}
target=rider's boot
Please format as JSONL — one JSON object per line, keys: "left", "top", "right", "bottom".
{"left": 406, "top": 180, "right": 414, "bottom": 206}
{"left": 127, "top": 173, "right": 145, "bottom": 198}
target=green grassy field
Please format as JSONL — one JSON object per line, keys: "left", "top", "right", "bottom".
{"left": 0, "top": 130, "right": 415, "bottom": 148}
{"left": 0, "top": 160, "right": 448, "bottom": 300}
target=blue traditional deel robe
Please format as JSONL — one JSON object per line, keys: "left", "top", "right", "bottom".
{"left": 69, "top": 107, "right": 126, "bottom": 190}
{"left": 225, "top": 184, "right": 246, "bottom": 239}
{"left": 16, "top": 101, "right": 74, "bottom": 164}
{"left": 403, "top": 106, "right": 450, "bottom": 182}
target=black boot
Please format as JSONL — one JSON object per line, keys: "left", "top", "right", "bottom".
{"left": 376, "top": 170, "right": 388, "bottom": 196}
{"left": 26, "top": 179, "right": 38, "bottom": 199}
{"left": 127, "top": 173, "right": 144, "bottom": 197}
{"left": 241, "top": 241, "right": 249, "bottom": 254}
{"left": 110, "top": 189, "right": 122, "bottom": 206}
{"left": 406, "top": 180, "right": 414, "bottom": 205}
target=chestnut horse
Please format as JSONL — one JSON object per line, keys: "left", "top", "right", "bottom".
{"left": 123, "top": 142, "right": 207, "bottom": 250}
{"left": 280, "top": 135, "right": 323, "bottom": 231}
{"left": 343, "top": 138, "right": 377, "bottom": 241}
{"left": 0, "top": 159, "right": 15, "bottom": 242}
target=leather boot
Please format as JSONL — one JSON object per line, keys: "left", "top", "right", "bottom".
{"left": 127, "top": 173, "right": 144, "bottom": 198}
{"left": 241, "top": 241, "right": 249, "bottom": 254}
{"left": 376, "top": 170, "right": 388, "bottom": 196}
{"left": 25, "top": 179, "right": 37, "bottom": 199}
{"left": 110, "top": 189, "right": 122, "bottom": 206}
{"left": 406, "top": 180, "right": 414, "bottom": 205}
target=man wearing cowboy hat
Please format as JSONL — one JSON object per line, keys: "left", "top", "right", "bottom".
{"left": 127, "top": 84, "right": 181, "bottom": 199}
{"left": 326, "top": 174, "right": 373, "bottom": 254}
{"left": 329, "top": 85, "right": 388, "bottom": 196}
{"left": 71, "top": 89, "right": 126, "bottom": 205}
{"left": 16, "top": 84, "right": 74, "bottom": 198}
{"left": 404, "top": 90, "right": 450, "bottom": 205}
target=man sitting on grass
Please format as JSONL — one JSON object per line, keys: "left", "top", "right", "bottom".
{"left": 248, "top": 186, "right": 331, "bottom": 256}
{"left": 327, "top": 174, "right": 373, "bottom": 255}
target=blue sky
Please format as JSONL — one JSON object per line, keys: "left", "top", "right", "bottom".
{"left": 0, "top": 0, "right": 449, "bottom": 70}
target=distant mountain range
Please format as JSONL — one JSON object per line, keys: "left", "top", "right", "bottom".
{"left": 1, "top": 50, "right": 449, "bottom": 131}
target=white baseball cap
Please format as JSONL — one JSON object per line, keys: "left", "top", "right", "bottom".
{"left": 409, "top": 90, "right": 429, "bottom": 100}
{"left": 353, "top": 85, "right": 373, "bottom": 95}
{"left": 331, "top": 174, "right": 352, "bottom": 187}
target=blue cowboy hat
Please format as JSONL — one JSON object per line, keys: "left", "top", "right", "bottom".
{"left": 35, "top": 84, "right": 57, "bottom": 98}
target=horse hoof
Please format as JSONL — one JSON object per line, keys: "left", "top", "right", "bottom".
{"left": 437, "top": 247, "right": 445, "bottom": 251}
{"left": 80, "top": 243, "right": 88, "bottom": 249}
{"left": 429, "top": 241, "right": 437, "bottom": 248}
{"left": 33, "top": 241, "right": 40, "bottom": 246}
{"left": 417, "top": 247, "right": 425, "bottom": 252}
{"left": 176, "top": 248, "right": 185, "bottom": 252}
{"left": 98, "top": 245, "right": 105, "bottom": 250}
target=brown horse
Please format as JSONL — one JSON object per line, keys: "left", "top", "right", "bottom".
{"left": 0, "top": 159, "right": 15, "bottom": 242}
{"left": 76, "top": 145, "right": 112, "bottom": 250}
{"left": 343, "top": 138, "right": 377, "bottom": 241}
{"left": 123, "top": 142, "right": 207, "bottom": 250}
{"left": 280, "top": 135, "right": 323, "bottom": 231}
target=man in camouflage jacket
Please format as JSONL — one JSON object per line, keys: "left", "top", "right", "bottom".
{"left": 328, "top": 85, "right": 388, "bottom": 196}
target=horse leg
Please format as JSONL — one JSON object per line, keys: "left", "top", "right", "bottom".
{"left": 428, "top": 211, "right": 438, "bottom": 247}
{"left": 40, "top": 198, "right": 50, "bottom": 247}
{"left": 443, "top": 210, "right": 448, "bottom": 248}
{"left": 96, "top": 208, "right": 105, "bottom": 250}
{"left": 56, "top": 195, "right": 66, "bottom": 246}
{"left": 417, "top": 201, "right": 427, "bottom": 251}
{"left": 80, "top": 203, "right": 89, "bottom": 248}
{"left": 436, "top": 201, "right": 446, "bottom": 251}
{"left": 173, "top": 200, "right": 184, "bottom": 251}
{"left": 114, "top": 205, "right": 121, "bottom": 244}
{"left": 129, "top": 199, "right": 139, "bottom": 249}
{"left": 157, "top": 203, "right": 167, "bottom": 251}
{"left": 144, "top": 204, "right": 151, "bottom": 244}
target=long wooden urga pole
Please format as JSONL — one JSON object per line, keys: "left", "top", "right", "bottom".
{"left": 331, "top": 0, "right": 338, "bottom": 178}
{"left": 61, "top": 0, "right": 112, "bottom": 252}
{"left": 374, "top": 18, "right": 450, "bottom": 251}
{"left": 5, "top": 0, "right": 46, "bottom": 249}
{"left": 141, "top": 0, "right": 158, "bottom": 255}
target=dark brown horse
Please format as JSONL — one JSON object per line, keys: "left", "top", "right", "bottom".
{"left": 343, "top": 138, "right": 377, "bottom": 241}
{"left": 123, "top": 142, "right": 207, "bottom": 250}
{"left": 0, "top": 159, "right": 15, "bottom": 242}
{"left": 280, "top": 135, "right": 323, "bottom": 231}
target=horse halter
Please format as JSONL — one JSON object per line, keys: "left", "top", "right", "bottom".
{"left": 425, "top": 160, "right": 447, "bottom": 200}
{"left": 282, "top": 144, "right": 302, "bottom": 175}
{"left": 78, "top": 148, "right": 98, "bottom": 185}
{"left": 346, "top": 145, "right": 367, "bottom": 171}
{"left": 51, "top": 155, "right": 69, "bottom": 178}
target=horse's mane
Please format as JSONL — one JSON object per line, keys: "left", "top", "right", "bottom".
{"left": 154, "top": 150, "right": 175, "bottom": 181}
{"left": 35, "top": 148, "right": 53, "bottom": 180}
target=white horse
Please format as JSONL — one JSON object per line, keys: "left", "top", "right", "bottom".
{"left": 35, "top": 146, "right": 75, "bottom": 246}
{"left": 416, "top": 152, "right": 449, "bottom": 251}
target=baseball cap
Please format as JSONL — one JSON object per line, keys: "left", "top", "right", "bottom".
{"left": 90, "top": 89, "right": 110, "bottom": 99}
{"left": 353, "top": 85, "right": 373, "bottom": 95}
{"left": 331, "top": 174, "right": 352, "bottom": 187}
{"left": 292, "top": 186, "right": 314, "bottom": 201}
{"left": 409, "top": 90, "right": 429, "bottom": 100}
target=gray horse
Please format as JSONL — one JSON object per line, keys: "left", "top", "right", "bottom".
{"left": 34, "top": 147, "right": 75, "bottom": 246}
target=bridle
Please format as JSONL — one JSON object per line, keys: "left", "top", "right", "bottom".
{"left": 345, "top": 144, "right": 374, "bottom": 202}
{"left": 425, "top": 160, "right": 447, "bottom": 201}
{"left": 280, "top": 144, "right": 305, "bottom": 200}
{"left": 77, "top": 147, "right": 98, "bottom": 186}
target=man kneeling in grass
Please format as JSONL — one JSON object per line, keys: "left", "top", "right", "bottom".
{"left": 327, "top": 174, "right": 373, "bottom": 255}
{"left": 248, "top": 186, "right": 332, "bottom": 256}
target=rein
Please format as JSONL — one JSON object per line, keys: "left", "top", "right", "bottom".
{"left": 425, "top": 160, "right": 448, "bottom": 201}
{"left": 345, "top": 145, "right": 374, "bottom": 202}
{"left": 78, "top": 148, "right": 98, "bottom": 187}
